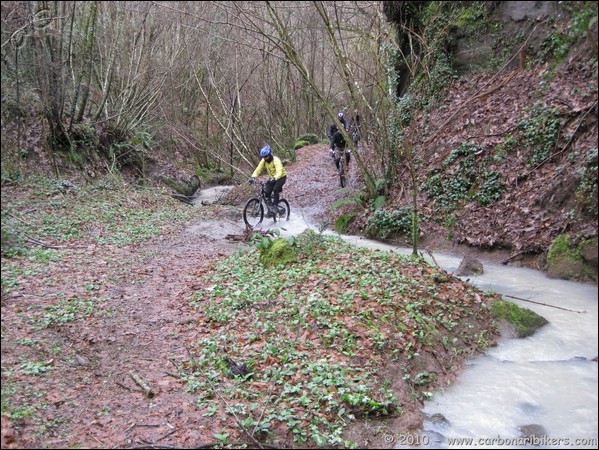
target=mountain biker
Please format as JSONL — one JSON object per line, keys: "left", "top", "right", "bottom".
{"left": 249, "top": 145, "right": 287, "bottom": 216}
{"left": 327, "top": 112, "right": 347, "bottom": 149}
{"left": 329, "top": 129, "right": 351, "bottom": 178}
{"left": 348, "top": 109, "right": 361, "bottom": 147}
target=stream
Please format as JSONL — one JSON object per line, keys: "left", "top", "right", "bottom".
{"left": 195, "top": 187, "right": 598, "bottom": 449}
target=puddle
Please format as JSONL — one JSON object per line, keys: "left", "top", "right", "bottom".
{"left": 192, "top": 185, "right": 233, "bottom": 205}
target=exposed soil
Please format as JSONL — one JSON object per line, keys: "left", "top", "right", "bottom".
{"left": 1, "top": 144, "right": 500, "bottom": 449}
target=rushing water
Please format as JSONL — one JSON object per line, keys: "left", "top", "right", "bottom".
{"left": 416, "top": 262, "right": 598, "bottom": 449}
{"left": 194, "top": 189, "right": 598, "bottom": 449}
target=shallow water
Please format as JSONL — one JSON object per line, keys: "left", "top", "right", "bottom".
{"left": 416, "top": 264, "right": 598, "bottom": 449}
{"left": 192, "top": 185, "right": 233, "bottom": 205}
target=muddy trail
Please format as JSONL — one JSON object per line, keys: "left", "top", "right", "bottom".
{"left": 1, "top": 144, "right": 367, "bottom": 448}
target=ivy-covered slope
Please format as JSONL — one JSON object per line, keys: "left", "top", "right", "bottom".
{"left": 360, "top": 1, "right": 598, "bottom": 280}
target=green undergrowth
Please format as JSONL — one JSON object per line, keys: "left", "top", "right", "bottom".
{"left": 187, "top": 230, "right": 499, "bottom": 447}
{"left": 1, "top": 175, "right": 207, "bottom": 437}
{"left": 1, "top": 176, "right": 200, "bottom": 297}
{"left": 1, "top": 176, "right": 199, "bottom": 258}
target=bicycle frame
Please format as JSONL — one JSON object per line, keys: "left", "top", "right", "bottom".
{"left": 242, "top": 180, "right": 290, "bottom": 228}
{"left": 334, "top": 145, "right": 350, "bottom": 188}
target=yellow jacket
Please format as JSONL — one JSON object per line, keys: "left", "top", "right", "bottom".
{"left": 251, "top": 156, "right": 287, "bottom": 180}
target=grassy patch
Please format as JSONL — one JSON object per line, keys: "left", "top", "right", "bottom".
{"left": 187, "top": 231, "right": 498, "bottom": 447}
{"left": 0, "top": 175, "right": 207, "bottom": 437}
{"left": 1, "top": 176, "right": 199, "bottom": 254}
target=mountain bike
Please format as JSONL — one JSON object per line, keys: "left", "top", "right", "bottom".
{"left": 243, "top": 180, "right": 290, "bottom": 228}
{"left": 348, "top": 122, "right": 360, "bottom": 149}
{"left": 334, "top": 146, "right": 351, "bottom": 188}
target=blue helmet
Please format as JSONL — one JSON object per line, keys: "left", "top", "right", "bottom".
{"left": 260, "top": 145, "right": 272, "bottom": 158}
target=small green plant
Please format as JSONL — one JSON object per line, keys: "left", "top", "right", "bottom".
{"left": 213, "top": 432, "right": 229, "bottom": 443}
{"left": 476, "top": 171, "right": 505, "bottom": 206}
{"left": 40, "top": 298, "right": 96, "bottom": 328}
{"left": 19, "top": 361, "right": 54, "bottom": 376}
{"left": 364, "top": 207, "right": 415, "bottom": 240}
{"left": 518, "top": 103, "right": 561, "bottom": 166}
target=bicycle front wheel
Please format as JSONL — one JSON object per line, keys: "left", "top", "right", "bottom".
{"left": 274, "top": 199, "right": 290, "bottom": 222}
{"left": 243, "top": 198, "right": 263, "bottom": 228}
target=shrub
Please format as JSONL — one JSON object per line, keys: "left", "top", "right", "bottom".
{"left": 294, "top": 140, "right": 310, "bottom": 150}
{"left": 294, "top": 133, "right": 320, "bottom": 149}
{"left": 334, "top": 213, "right": 356, "bottom": 234}
{"left": 365, "top": 206, "right": 416, "bottom": 240}
{"left": 258, "top": 238, "right": 297, "bottom": 268}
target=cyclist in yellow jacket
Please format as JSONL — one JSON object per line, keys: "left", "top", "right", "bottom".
{"left": 249, "top": 145, "right": 287, "bottom": 215}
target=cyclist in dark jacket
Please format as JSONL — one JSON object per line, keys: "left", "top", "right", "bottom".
{"left": 328, "top": 112, "right": 347, "bottom": 148}
{"left": 348, "top": 109, "right": 361, "bottom": 148}
{"left": 329, "top": 129, "right": 351, "bottom": 173}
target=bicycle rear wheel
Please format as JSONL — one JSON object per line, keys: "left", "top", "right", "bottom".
{"left": 243, "top": 198, "right": 263, "bottom": 228}
{"left": 339, "top": 164, "right": 347, "bottom": 188}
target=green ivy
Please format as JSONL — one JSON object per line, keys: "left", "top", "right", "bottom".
{"left": 518, "top": 103, "right": 561, "bottom": 166}
{"left": 576, "top": 147, "right": 598, "bottom": 216}
{"left": 538, "top": 31, "right": 572, "bottom": 63}
{"left": 422, "top": 143, "right": 506, "bottom": 210}
{"left": 477, "top": 171, "right": 505, "bottom": 206}
{"left": 365, "top": 206, "right": 416, "bottom": 240}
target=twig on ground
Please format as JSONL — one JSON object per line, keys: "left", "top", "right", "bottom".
{"left": 155, "top": 428, "right": 177, "bottom": 442}
{"left": 129, "top": 371, "right": 156, "bottom": 398}
{"left": 501, "top": 293, "right": 586, "bottom": 313}
{"left": 116, "top": 381, "right": 144, "bottom": 394}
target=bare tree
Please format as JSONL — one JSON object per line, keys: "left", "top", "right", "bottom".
{"left": 2, "top": 1, "right": 406, "bottom": 188}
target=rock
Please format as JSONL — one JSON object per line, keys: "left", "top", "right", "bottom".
{"left": 75, "top": 354, "right": 89, "bottom": 366}
{"left": 581, "top": 240, "right": 598, "bottom": 268}
{"left": 427, "top": 413, "right": 451, "bottom": 429}
{"left": 455, "top": 256, "right": 484, "bottom": 276}
{"left": 223, "top": 357, "right": 251, "bottom": 379}
{"left": 518, "top": 424, "right": 547, "bottom": 438}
